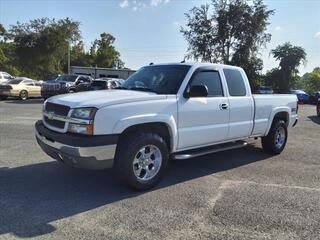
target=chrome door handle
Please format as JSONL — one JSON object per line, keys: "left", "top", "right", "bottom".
{"left": 219, "top": 103, "right": 229, "bottom": 110}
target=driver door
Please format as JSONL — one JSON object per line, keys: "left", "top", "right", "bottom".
{"left": 177, "top": 68, "right": 230, "bottom": 150}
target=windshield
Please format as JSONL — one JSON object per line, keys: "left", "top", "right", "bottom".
{"left": 7, "top": 79, "right": 22, "bottom": 84}
{"left": 121, "top": 65, "right": 191, "bottom": 94}
{"left": 55, "top": 75, "right": 78, "bottom": 82}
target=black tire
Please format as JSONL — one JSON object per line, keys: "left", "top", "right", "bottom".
{"left": 68, "top": 89, "right": 75, "bottom": 93}
{"left": 261, "top": 120, "right": 287, "bottom": 155}
{"left": 114, "top": 132, "right": 169, "bottom": 190}
{"left": 19, "top": 90, "right": 28, "bottom": 100}
{"left": 0, "top": 95, "right": 8, "bottom": 100}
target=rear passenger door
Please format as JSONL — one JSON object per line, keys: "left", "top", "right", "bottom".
{"left": 223, "top": 68, "right": 254, "bottom": 139}
{"left": 178, "top": 67, "right": 230, "bottom": 149}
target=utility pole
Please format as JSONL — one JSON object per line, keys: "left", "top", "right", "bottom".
{"left": 68, "top": 40, "right": 71, "bottom": 74}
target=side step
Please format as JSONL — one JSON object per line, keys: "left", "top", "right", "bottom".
{"left": 172, "top": 140, "right": 248, "bottom": 160}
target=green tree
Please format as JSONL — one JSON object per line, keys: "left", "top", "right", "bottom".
{"left": 181, "top": 0, "right": 274, "bottom": 90}
{"left": 91, "top": 33, "right": 124, "bottom": 68}
{"left": 9, "top": 18, "right": 81, "bottom": 79}
{"left": 270, "top": 42, "right": 306, "bottom": 93}
{"left": 305, "top": 68, "right": 320, "bottom": 93}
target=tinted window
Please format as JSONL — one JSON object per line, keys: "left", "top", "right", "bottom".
{"left": 22, "top": 80, "right": 34, "bottom": 86}
{"left": 122, "top": 65, "right": 191, "bottom": 94}
{"left": 191, "top": 71, "right": 223, "bottom": 97}
{"left": 223, "top": 69, "right": 246, "bottom": 96}
{"left": 3, "top": 73, "right": 11, "bottom": 79}
{"left": 55, "top": 75, "right": 78, "bottom": 82}
{"left": 7, "top": 79, "right": 22, "bottom": 84}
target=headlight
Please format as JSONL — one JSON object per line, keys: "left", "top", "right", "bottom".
{"left": 68, "top": 108, "right": 97, "bottom": 135}
{"left": 71, "top": 108, "right": 97, "bottom": 120}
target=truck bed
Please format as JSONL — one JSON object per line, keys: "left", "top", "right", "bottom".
{"left": 252, "top": 94, "right": 298, "bottom": 136}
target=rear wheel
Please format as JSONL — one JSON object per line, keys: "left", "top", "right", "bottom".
{"left": 262, "top": 120, "right": 287, "bottom": 154}
{"left": 19, "top": 90, "right": 28, "bottom": 100}
{"left": 114, "top": 132, "right": 169, "bottom": 190}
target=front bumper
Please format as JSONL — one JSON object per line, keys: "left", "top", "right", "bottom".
{"left": 35, "top": 120, "right": 118, "bottom": 170}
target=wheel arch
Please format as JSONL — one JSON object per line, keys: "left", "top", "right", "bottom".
{"left": 118, "top": 122, "right": 175, "bottom": 153}
{"left": 265, "top": 108, "right": 290, "bottom": 135}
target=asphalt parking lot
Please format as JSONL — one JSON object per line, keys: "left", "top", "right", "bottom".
{"left": 0, "top": 99, "right": 320, "bottom": 240}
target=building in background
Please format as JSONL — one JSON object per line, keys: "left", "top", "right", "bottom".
{"left": 71, "top": 66, "right": 136, "bottom": 79}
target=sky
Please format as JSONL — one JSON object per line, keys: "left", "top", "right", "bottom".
{"left": 0, "top": 0, "right": 319, "bottom": 74}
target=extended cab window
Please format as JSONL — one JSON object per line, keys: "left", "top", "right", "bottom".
{"left": 223, "top": 69, "right": 247, "bottom": 96}
{"left": 191, "top": 71, "right": 223, "bottom": 97}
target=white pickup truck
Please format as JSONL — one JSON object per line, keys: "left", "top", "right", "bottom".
{"left": 35, "top": 63, "right": 298, "bottom": 190}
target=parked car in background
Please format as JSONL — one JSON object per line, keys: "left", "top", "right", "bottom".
{"left": 91, "top": 78, "right": 124, "bottom": 90}
{"left": 41, "top": 74, "right": 93, "bottom": 100}
{"left": 309, "top": 91, "right": 320, "bottom": 104}
{"left": 256, "top": 86, "right": 274, "bottom": 94}
{"left": 0, "top": 72, "right": 14, "bottom": 83}
{"left": 290, "top": 90, "right": 310, "bottom": 103}
{"left": 0, "top": 77, "right": 42, "bottom": 100}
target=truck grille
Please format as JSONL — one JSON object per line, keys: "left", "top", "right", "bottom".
{"left": 44, "top": 116, "right": 65, "bottom": 129}
{"left": 45, "top": 102, "right": 70, "bottom": 116}
{"left": 42, "top": 84, "right": 60, "bottom": 91}
{"left": 44, "top": 102, "right": 70, "bottom": 130}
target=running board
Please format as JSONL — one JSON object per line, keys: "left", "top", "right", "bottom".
{"left": 172, "top": 141, "right": 248, "bottom": 160}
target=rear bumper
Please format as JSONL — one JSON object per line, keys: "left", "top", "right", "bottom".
{"left": 35, "top": 120, "right": 118, "bottom": 170}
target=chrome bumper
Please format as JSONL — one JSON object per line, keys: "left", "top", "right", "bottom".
{"left": 35, "top": 123, "right": 117, "bottom": 170}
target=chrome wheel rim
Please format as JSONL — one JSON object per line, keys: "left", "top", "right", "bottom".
{"left": 21, "top": 91, "right": 27, "bottom": 100}
{"left": 275, "top": 127, "right": 286, "bottom": 149}
{"left": 132, "top": 145, "right": 162, "bottom": 181}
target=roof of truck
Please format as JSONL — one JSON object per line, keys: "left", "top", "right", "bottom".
{"left": 149, "top": 62, "right": 242, "bottom": 70}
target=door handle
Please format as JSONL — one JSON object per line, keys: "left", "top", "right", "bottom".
{"left": 219, "top": 103, "right": 229, "bottom": 110}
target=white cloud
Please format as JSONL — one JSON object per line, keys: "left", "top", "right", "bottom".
{"left": 119, "top": 0, "right": 129, "bottom": 8}
{"left": 173, "top": 21, "right": 180, "bottom": 26}
{"left": 315, "top": 32, "right": 320, "bottom": 39}
{"left": 119, "top": 0, "right": 168, "bottom": 10}
{"left": 150, "top": 0, "right": 170, "bottom": 7}
{"left": 274, "top": 26, "right": 281, "bottom": 31}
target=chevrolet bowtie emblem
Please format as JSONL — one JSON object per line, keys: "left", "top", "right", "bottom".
{"left": 48, "top": 112, "right": 54, "bottom": 120}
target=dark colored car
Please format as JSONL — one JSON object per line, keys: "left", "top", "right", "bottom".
{"left": 41, "top": 74, "right": 92, "bottom": 99}
{"left": 317, "top": 99, "right": 320, "bottom": 117}
{"left": 91, "top": 78, "right": 124, "bottom": 91}
{"left": 309, "top": 91, "right": 320, "bottom": 105}
{"left": 290, "top": 90, "right": 310, "bottom": 103}
{"left": 256, "top": 86, "right": 274, "bottom": 94}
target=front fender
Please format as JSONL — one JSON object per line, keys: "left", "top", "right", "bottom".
{"left": 112, "top": 113, "right": 178, "bottom": 152}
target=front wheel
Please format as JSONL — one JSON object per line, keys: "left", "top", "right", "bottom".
{"left": 114, "top": 132, "right": 169, "bottom": 190}
{"left": 261, "top": 120, "right": 287, "bottom": 154}
{"left": 19, "top": 90, "right": 28, "bottom": 100}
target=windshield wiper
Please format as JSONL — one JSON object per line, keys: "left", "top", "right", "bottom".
{"left": 129, "top": 87, "right": 158, "bottom": 94}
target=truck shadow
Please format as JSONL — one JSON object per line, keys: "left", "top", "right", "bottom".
{"left": 308, "top": 115, "right": 320, "bottom": 125}
{"left": 0, "top": 144, "right": 270, "bottom": 238}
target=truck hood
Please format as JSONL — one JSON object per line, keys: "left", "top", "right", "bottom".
{"left": 48, "top": 90, "right": 167, "bottom": 108}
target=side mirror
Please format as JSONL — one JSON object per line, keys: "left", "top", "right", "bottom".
{"left": 184, "top": 85, "right": 208, "bottom": 98}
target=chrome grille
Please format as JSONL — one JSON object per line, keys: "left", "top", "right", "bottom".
{"left": 45, "top": 102, "right": 70, "bottom": 116}
{"left": 44, "top": 116, "right": 65, "bottom": 129}
{"left": 44, "top": 102, "right": 70, "bottom": 130}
